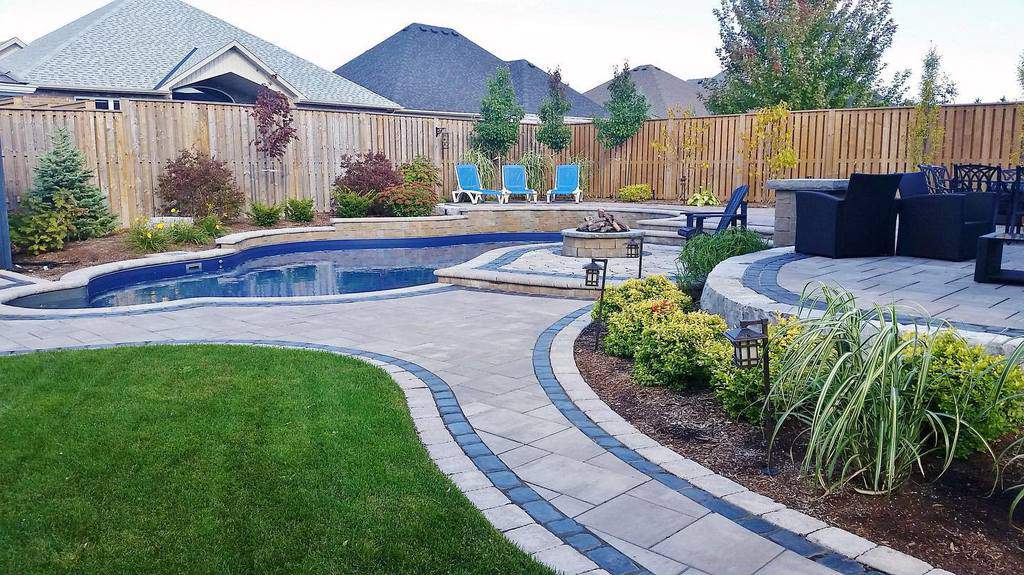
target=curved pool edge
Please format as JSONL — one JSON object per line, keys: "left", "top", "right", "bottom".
{"left": 0, "top": 233, "right": 560, "bottom": 318}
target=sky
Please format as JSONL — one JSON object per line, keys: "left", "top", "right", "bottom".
{"left": 1, "top": 0, "right": 1022, "bottom": 103}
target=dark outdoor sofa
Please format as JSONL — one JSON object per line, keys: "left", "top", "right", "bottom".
{"left": 795, "top": 173, "right": 903, "bottom": 258}
{"left": 896, "top": 172, "right": 996, "bottom": 261}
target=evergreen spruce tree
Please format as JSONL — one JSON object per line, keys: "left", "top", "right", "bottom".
{"left": 29, "top": 128, "right": 116, "bottom": 240}
{"left": 593, "top": 62, "right": 650, "bottom": 148}
{"left": 536, "top": 68, "right": 572, "bottom": 152}
{"left": 471, "top": 66, "right": 525, "bottom": 159}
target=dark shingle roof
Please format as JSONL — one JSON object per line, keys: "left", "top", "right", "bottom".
{"left": 585, "top": 64, "right": 713, "bottom": 118}
{"left": 0, "top": 0, "right": 398, "bottom": 109}
{"left": 336, "top": 23, "right": 605, "bottom": 118}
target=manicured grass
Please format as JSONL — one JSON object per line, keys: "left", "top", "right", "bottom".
{"left": 0, "top": 345, "right": 551, "bottom": 575}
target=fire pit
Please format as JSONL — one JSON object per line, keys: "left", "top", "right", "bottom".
{"left": 562, "top": 210, "right": 644, "bottom": 258}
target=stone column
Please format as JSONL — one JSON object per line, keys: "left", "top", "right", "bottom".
{"left": 766, "top": 179, "right": 849, "bottom": 247}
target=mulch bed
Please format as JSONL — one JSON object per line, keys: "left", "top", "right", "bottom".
{"left": 11, "top": 213, "right": 335, "bottom": 280}
{"left": 574, "top": 323, "right": 1024, "bottom": 575}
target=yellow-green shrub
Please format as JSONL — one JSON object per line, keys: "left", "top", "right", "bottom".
{"left": 713, "top": 315, "right": 802, "bottom": 423}
{"left": 633, "top": 310, "right": 731, "bottom": 389}
{"left": 617, "top": 183, "right": 653, "bottom": 202}
{"left": 910, "top": 331, "right": 1024, "bottom": 458}
{"left": 604, "top": 299, "right": 681, "bottom": 358}
{"left": 594, "top": 275, "right": 691, "bottom": 321}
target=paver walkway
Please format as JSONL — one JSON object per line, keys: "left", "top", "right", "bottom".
{"left": 0, "top": 287, "right": 930, "bottom": 575}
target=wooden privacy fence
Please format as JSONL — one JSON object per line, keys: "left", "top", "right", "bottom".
{"left": 0, "top": 99, "right": 1021, "bottom": 222}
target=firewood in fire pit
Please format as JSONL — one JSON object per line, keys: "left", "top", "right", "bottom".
{"left": 576, "top": 209, "right": 630, "bottom": 232}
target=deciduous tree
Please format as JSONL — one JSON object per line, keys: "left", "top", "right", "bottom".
{"left": 593, "top": 62, "right": 650, "bottom": 148}
{"left": 706, "top": 0, "right": 909, "bottom": 114}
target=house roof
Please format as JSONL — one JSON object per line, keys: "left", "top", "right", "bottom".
{"left": 335, "top": 23, "right": 605, "bottom": 118}
{"left": 585, "top": 64, "right": 713, "bottom": 118}
{"left": 0, "top": 0, "right": 399, "bottom": 110}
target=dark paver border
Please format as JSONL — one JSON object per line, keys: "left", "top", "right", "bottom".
{"left": 0, "top": 338, "right": 647, "bottom": 575}
{"left": 534, "top": 307, "right": 879, "bottom": 575}
{"left": 741, "top": 252, "right": 1024, "bottom": 339}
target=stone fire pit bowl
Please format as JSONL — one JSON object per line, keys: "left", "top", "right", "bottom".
{"left": 561, "top": 228, "right": 645, "bottom": 258}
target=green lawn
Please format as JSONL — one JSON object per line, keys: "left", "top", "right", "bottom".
{"left": 0, "top": 345, "right": 551, "bottom": 575}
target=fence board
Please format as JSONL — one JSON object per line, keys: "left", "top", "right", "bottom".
{"left": 1, "top": 99, "right": 1021, "bottom": 218}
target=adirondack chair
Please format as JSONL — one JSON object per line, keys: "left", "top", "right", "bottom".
{"left": 677, "top": 185, "right": 749, "bottom": 240}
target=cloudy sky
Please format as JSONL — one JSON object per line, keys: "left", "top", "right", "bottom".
{"left": 1, "top": 0, "right": 1021, "bottom": 103}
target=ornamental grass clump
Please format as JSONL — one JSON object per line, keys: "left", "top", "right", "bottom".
{"left": 677, "top": 228, "right": 768, "bottom": 290}
{"left": 771, "top": 286, "right": 969, "bottom": 494}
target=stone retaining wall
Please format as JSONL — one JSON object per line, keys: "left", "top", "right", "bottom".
{"left": 218, "top": 205, "right": 680, "bottom": 250}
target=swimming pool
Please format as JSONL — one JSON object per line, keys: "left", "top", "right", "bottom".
{"left": 10, "top": 233, "right": 559, "bottom": 309}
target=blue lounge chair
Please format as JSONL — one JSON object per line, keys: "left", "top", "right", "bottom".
{"left": 546, "top": 164, "right": 582, "bottom": 203}
{"left": 453, "top": 164, "right": 504, "bottom": 204}
{"left": 501, "top": 165, "right": 538, "bottom": 202}
{"left": 677, "top": 184, "right": 749, "bottom": 239}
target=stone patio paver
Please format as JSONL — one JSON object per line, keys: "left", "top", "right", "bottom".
{"left": 0, "top": 285, "right": 942, "bottom": 574}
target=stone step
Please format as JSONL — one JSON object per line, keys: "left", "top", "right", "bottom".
{"left": 635, "top": 229, "right": 686, "bottom": 246}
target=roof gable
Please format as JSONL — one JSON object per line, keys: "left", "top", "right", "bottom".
{"left": 585, "top": 64, "right": 712, "bottom": 118}
{"left": 336, "top": 23, "right": 604, "bottom": 118}
{"left": 1, "top": 0, "right": 398, "bottom": 109}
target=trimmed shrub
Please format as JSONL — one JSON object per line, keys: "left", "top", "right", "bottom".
{"left": 373, "top": 183, "right": 438, "bottom": 218}
{"left": 284, "top": 198, "right": 315, "bottom": 222}
{"left": 167, "top": 221, "right": 213, "bottom": 245}
{"left": 332, "top": 189, "right": 373, "bottom": 218}
{"left": 617, "top": 184, "right": 653, "bottom": 203}
{"left": 333, "top": 152, "right": 401, "bottom": 196}
{"left": 910, "top": 331, "right": 1024, "bottom": 458}
{"left": 677, "top": 228, "right": 768, "bottom": 290}
{"left": 248, "top": 202, "right": 283, "bottom": 227}
{"left": 10, "top": 191, "right": 81, "bottom": 255}
{"left": 27, "top": 128, "right": 116, "bottom": 241}
{"left": 712, "top": 315, "right": 802, "bottom": 423}
{"left": 633, "top": 310, "right": 731, "bottom": 389}
{"left": 399, "top": 155, "right": 441, "bottom": 187}
{"left": 594, "top": 275, "right": 692, "bottom": 321}
{"left": 604, "top": 299, "right": 682, "bottom": 358}
{"left": 157, "top": 150, "right": 243, "bottom": 219}
{"left": 126, "top": 219, "right": 172, "bottom": 253}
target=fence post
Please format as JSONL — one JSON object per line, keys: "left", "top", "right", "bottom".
{"left": 0, "top": 138, "right": 12, "bottom": 270}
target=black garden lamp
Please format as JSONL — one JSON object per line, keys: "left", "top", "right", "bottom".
{"left": 626, "top": 236, "right": 644, "bottom": 279}
{"left": 724, "top": 318, "right": 778, "bottom": 476}
{"left": 584, "top": 258, "right": 609, "bottom": 350}
{"left": 724, "top": 323, "right": 765, "bottom": 369}
{"left": 583, "top": 260, "right": 603, "bottom": 287}
{"left": 626, "top": 237, "right": 641, "bottom": 258}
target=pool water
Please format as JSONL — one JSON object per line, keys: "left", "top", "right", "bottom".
{"left": 11, "top": 235, "right": 555, "bottom": 309}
